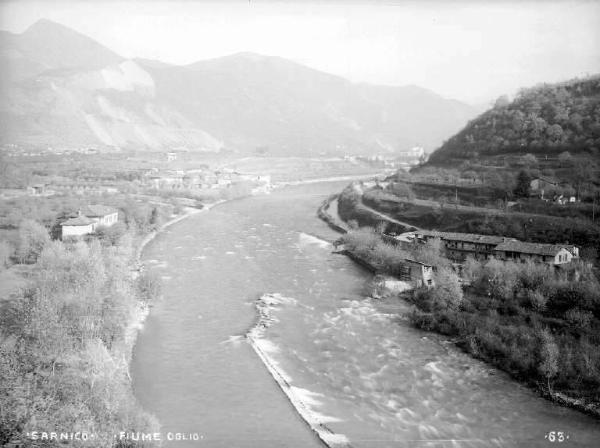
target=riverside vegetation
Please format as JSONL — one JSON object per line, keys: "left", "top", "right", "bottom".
{"left": 339, "top": 226, "right": 600, "bottom": 415}
{"left": 0, "top": 199, "right": 167, "bottom": 447}
{"left": 335, "top": 76, "right": 600, "bottom": 412}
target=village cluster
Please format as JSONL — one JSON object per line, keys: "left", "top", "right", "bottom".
{"left": 1, "top": 165, "right": 271, "bottom": 200}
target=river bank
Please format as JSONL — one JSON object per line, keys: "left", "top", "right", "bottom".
{"left": 316, "top": 194, "right": 349, "bottom": 234}
{"left": 319, "top": 185, "right": 600, "bottom": 421}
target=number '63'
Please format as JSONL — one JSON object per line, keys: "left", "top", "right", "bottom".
{"left": 547, "top": 431, "right": 566, "bottom": 442}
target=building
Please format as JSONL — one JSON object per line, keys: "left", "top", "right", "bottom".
{"left": 27, "top": 184, "right": 46, "bottom": 196}
{"left": 394, "top": 259, "right": 434, "bottom": 288}
{"left": 149, "top": 173, "right": 185, "bottom": 189}
{"left": 60, "top": 205, "right": 119, "bottom": 239}
{"left": 563, "top": 245, "right": 580, "bottom": 259}
{"left": 50, "top": 181, "right": 118, "bottom": 196}
{"left": 414, "top": 230, "right": 514, "bottom": 262}
{"left": 414, "top": 230, "right": 579, "bottom": 266}
{"left": 493, "top": 241, "right": 577, "bottom": 265}
{"left": 396, "top": 146, "right": 425, "bottom": 161}
{"left": 530, "top": 177, "right": 572, "bottom": 200}
{"left": 61, "top": 216, "right": 95, "bottom": 238}
{"left": 530, "top": 177, "right": 559, "bottom": 196}
{"left": 81, "top": 205, "right": 119, "bottom": 228}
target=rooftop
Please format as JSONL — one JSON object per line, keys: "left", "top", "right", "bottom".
{"left": 532, "top": 176, "right": 559, "bottom": 185}
{"left": 61, "top": 216, "right": 94, "bottom": 226}
{"left": 415, "top": 230, "right": 511, "bottom": 245}
{"left": 81, "top": 204, "right": 118, "bottom": 217}
{"left": 403, "top": 258, "right": 433, "bottom": 268}
{"left": 494, "top": 240, "right": 567, "bottom": 256}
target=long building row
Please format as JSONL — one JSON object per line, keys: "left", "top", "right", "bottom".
{"left": 407, "top": 230, "right": 579, "bottom": 266}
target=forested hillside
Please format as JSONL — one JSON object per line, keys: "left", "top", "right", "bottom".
{"left": 428, "top": 76, "right": 600, "bottom": 164}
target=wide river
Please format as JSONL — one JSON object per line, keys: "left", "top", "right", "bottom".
{"left": 132, "top": 182, "right": 599, "bottom": 447}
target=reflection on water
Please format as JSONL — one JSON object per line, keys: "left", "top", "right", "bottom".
{"left": 132, "top": 182, "right": 600, "bottom": 448}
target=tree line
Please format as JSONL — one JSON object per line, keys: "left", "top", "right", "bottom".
{"left": 0, "top": 196, "right": 170, "bottom": 445}
{"left": 0, "top": 226, "right": 162, "bottom": 446}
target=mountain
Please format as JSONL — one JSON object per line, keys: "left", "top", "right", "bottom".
{"left": 0, "top": 19, "right": 477, "bottom": 155}
{"left": 427, "top": 76, "right": 600, "bottom": 165}
{"left": 0, "top": 19, "right": 122, "bottom": 83}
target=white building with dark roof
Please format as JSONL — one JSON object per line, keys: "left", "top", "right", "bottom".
{"left": 60, "top": 205, "right": 119, "bottom": 239}
{"left": 60, "top": 216, "right": 95, "bottom": 238}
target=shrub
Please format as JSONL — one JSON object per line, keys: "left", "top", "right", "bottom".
{"left": 538, "top": 329, "right": 560, "bottom": 391}
{"left": 389, "top": 182, "right": 416, "bottom": 200}
{"left": 95, "top": 222, "right": 128, "bottom": 246}
{"left": 565, "top": 308, "right": 594, "bottom": 331}
{"left": 340, "top": 227, "right": 380, "bottom": 253}
{"left": 137, "top": 271, "right": 162, "bottom": 302}
{"left": 547, "top": 280, "right": 600, "bottom": 316}
{"left": 518, "top": 261, "right": 553, "bottom": 291}
{"left": 462, "top": 257, "right": 483, "bottom": 283}
{"left": 527, "top": 289, "right": 548, "bottom": 312}
{"left": 412, "top": 237, "right": 451, "bottom": 269}
{"left": 430, "top": 267, "right": 464, "bottom": 311}
{"left": 479, "top": 259, "right": 520, "bottom": 301}
{"left": 14, "top": 219, "right": 50, "bottom": 264}
{"left": 407, "top": 308, "right": 437, "bottom": 331}
{"left": 0, "top": 241, "right": 12, "bottom": 270}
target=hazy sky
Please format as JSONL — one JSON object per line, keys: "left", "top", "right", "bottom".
{"left": 1, "top": 0, "right": 599, "bottom": 104}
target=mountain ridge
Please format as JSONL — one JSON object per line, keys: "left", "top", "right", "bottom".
{"left": 0, "top": 19, "right": 478, "bottom": 155}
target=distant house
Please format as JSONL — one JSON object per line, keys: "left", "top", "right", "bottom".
{"left": 553, "top": 194, "right": 578, "bottom": 205}
{"left": 166, "top": 152, "right": 177, "bottom": 162}
{"left": 27, "top": 184, "right": 46, "bottom": 196}
{"left": 395, "top": 146, "right": 425, "bottom": 161}
{"left": 493, "top": 241, "right": 576, "bottom": 265}
{"left": 81, "top": 205, "right": 119, "bottom": 228}
{"left": 530, "top": 176, "right": 558, "bottom": 192}
{"left": 149, "top": 173, "right": 185, "bottom": 189}
{"left": 530, "top": 177, "right": 571, "bottom": 199}
{"left": 61, "top": 215, "right": 95, "bottom": 238}
{"left": 361, "top": 180, "right": 377, "bottom": 189}
{"left": 216, "top": 178, "right": 232, "bottom": 187}
{"left": 564, "top": 245, "right": 580, "bottom": 259}
{"left": 60, "top": 205, "right": 119, "bottom": 239}
{"left": 394, "top": 259, "right": 434, "bottom": 288}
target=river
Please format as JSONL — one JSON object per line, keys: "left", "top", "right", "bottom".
{"left": 131, "top": 182, "right": 600, "bottom": 448}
